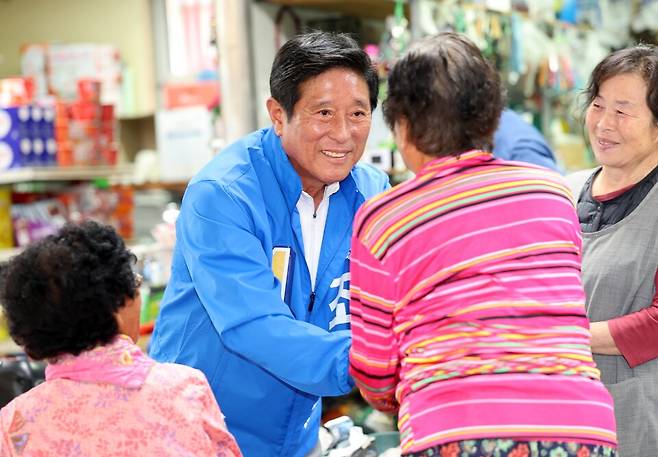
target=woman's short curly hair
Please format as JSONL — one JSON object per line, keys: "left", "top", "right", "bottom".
{"left": 383, "top": 32, "right": 505, "bottom": 158}
{"left": 0, "top": 221, "right": 138, "bottom": 360}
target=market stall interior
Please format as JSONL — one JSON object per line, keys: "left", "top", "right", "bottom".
{"left": 1, "top": 0, "right": 657, "bottom": 455}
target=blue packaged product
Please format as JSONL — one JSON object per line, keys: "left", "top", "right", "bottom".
{"left": 40, "top": 107, "right": 56, "bottom": 166}
{"left": 45, "top": 138, "right": 57, "bottom": 165}
{"left": 41, "top": 106, "right": 55, "bottom": 139}
{"left": 0, "top": 106, "right": 30, "bottom": 142}
{"left": 0, "top": 137, "right": 30, "bottom": 171}
{"left": 32, "top": 138, "right": 45, "bottom": 165}
{"left": 30, "top": 105, "right": 43, "bottom": 141}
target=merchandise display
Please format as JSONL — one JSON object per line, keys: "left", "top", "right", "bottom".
{"left": 9, "top": 182, "right": 133, "bottom": 247}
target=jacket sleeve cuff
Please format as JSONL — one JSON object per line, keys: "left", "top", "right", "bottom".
{"left": 608, "top": 316, "right": 641, "bottom": 367}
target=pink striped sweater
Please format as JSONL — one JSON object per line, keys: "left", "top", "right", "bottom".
{"left": 348, "top": 151, "right": 617, "bottom": 454}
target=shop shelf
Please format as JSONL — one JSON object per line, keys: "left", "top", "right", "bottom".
{"left": 0, "top": 241, "right": 163, "bottom": 263}
{"left": 0, "top": 165, "right": 134, "bottom": 186}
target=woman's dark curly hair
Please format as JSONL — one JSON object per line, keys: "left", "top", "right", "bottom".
{"left": 0, "top": 221, "right": 138, "bottom": 360}
{"left": 383, "top": 32, "right": 505, "bottom": 157}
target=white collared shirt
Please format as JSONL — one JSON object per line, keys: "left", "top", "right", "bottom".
{"left": 296, "top": 182, "right": 340, "bottom": 288}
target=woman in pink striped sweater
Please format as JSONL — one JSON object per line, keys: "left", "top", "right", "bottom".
{"left": 348, "top": 32, "right": 617, "bottom": 457}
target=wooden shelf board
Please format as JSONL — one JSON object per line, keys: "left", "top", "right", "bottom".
{"left": 0, "top": 242, "right": 167, "bottom": 263}
{"left": 0, "top": 165, "right": 134, "bottom": 185}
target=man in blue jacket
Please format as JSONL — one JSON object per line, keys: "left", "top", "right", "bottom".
{"left": 149, "top": 31, "right": 389, "bottom": 457}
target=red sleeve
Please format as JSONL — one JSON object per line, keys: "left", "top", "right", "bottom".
{"left": 608, "top": 271, "right": 658, "bottom": 368}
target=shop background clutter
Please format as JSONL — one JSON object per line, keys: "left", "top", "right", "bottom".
{"left": 0, "top": 0, "right": 657, "bottom": 442}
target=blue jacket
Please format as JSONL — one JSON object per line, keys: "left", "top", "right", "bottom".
{"left": 493, "top": 109, "right": 561, "bottom": 173}
{"left": 149, "top": 127, "right": 390, "bottom": 457}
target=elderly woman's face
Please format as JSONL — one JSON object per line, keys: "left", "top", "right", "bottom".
{"left": 586, "top": 72, "right": 658, "bottom": 175}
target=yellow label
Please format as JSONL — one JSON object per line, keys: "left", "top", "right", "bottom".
{"left": 272, "top": 247, "right": 292, "bottom": 302}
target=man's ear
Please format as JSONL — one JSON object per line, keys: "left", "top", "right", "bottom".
{"left": 266, "top": 97, "right": 285, "bottom": 136}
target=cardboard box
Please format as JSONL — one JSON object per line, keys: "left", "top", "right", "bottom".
{"left": 163, "top": 81, "right": 219, "bottom": 110}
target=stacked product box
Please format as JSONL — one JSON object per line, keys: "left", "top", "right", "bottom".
{"left": 68, "top": 99, "right": 100, "bottom": 165}
{"left": 21, "top": 43, "right": 123, "bottom": 113}
{"left": 0, "top": 104, "right": 58, "bottom": 171}
{"left": 0, "top": 76, "right": 118, "bottom": 170}
{"left": 65, "top": 79, "right": 118, "bottom": 166}
{"left": 42, "top": 105, "right": 57, "bottom": 166}
{"left": 0, "top": 76, "right": 58, "bottom": 171}
{"left": 99, "top": 104, "right": 118, "bottom": 165}
{"left": 54, "top": 101, "right": 72, "bottom": 166}
{"left": 28, "top": 104, "right": 57, "bottom": 167}
{"left": 0, "top": 105, "right": 31, "bottom": 171}
{"left": 0, "top": 77, "right": 33, "bottom": 107}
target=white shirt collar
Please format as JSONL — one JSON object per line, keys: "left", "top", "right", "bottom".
{"left": 296, "top": 182, "right": 340, "bottom": 288}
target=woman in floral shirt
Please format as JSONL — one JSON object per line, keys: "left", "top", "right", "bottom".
{"left": 0, "top": 221, "right": 241, "bottom": 456}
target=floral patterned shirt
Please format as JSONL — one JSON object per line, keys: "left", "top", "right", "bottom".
{"left": 0, "top": 336, "right": 241, "bottom": 456}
